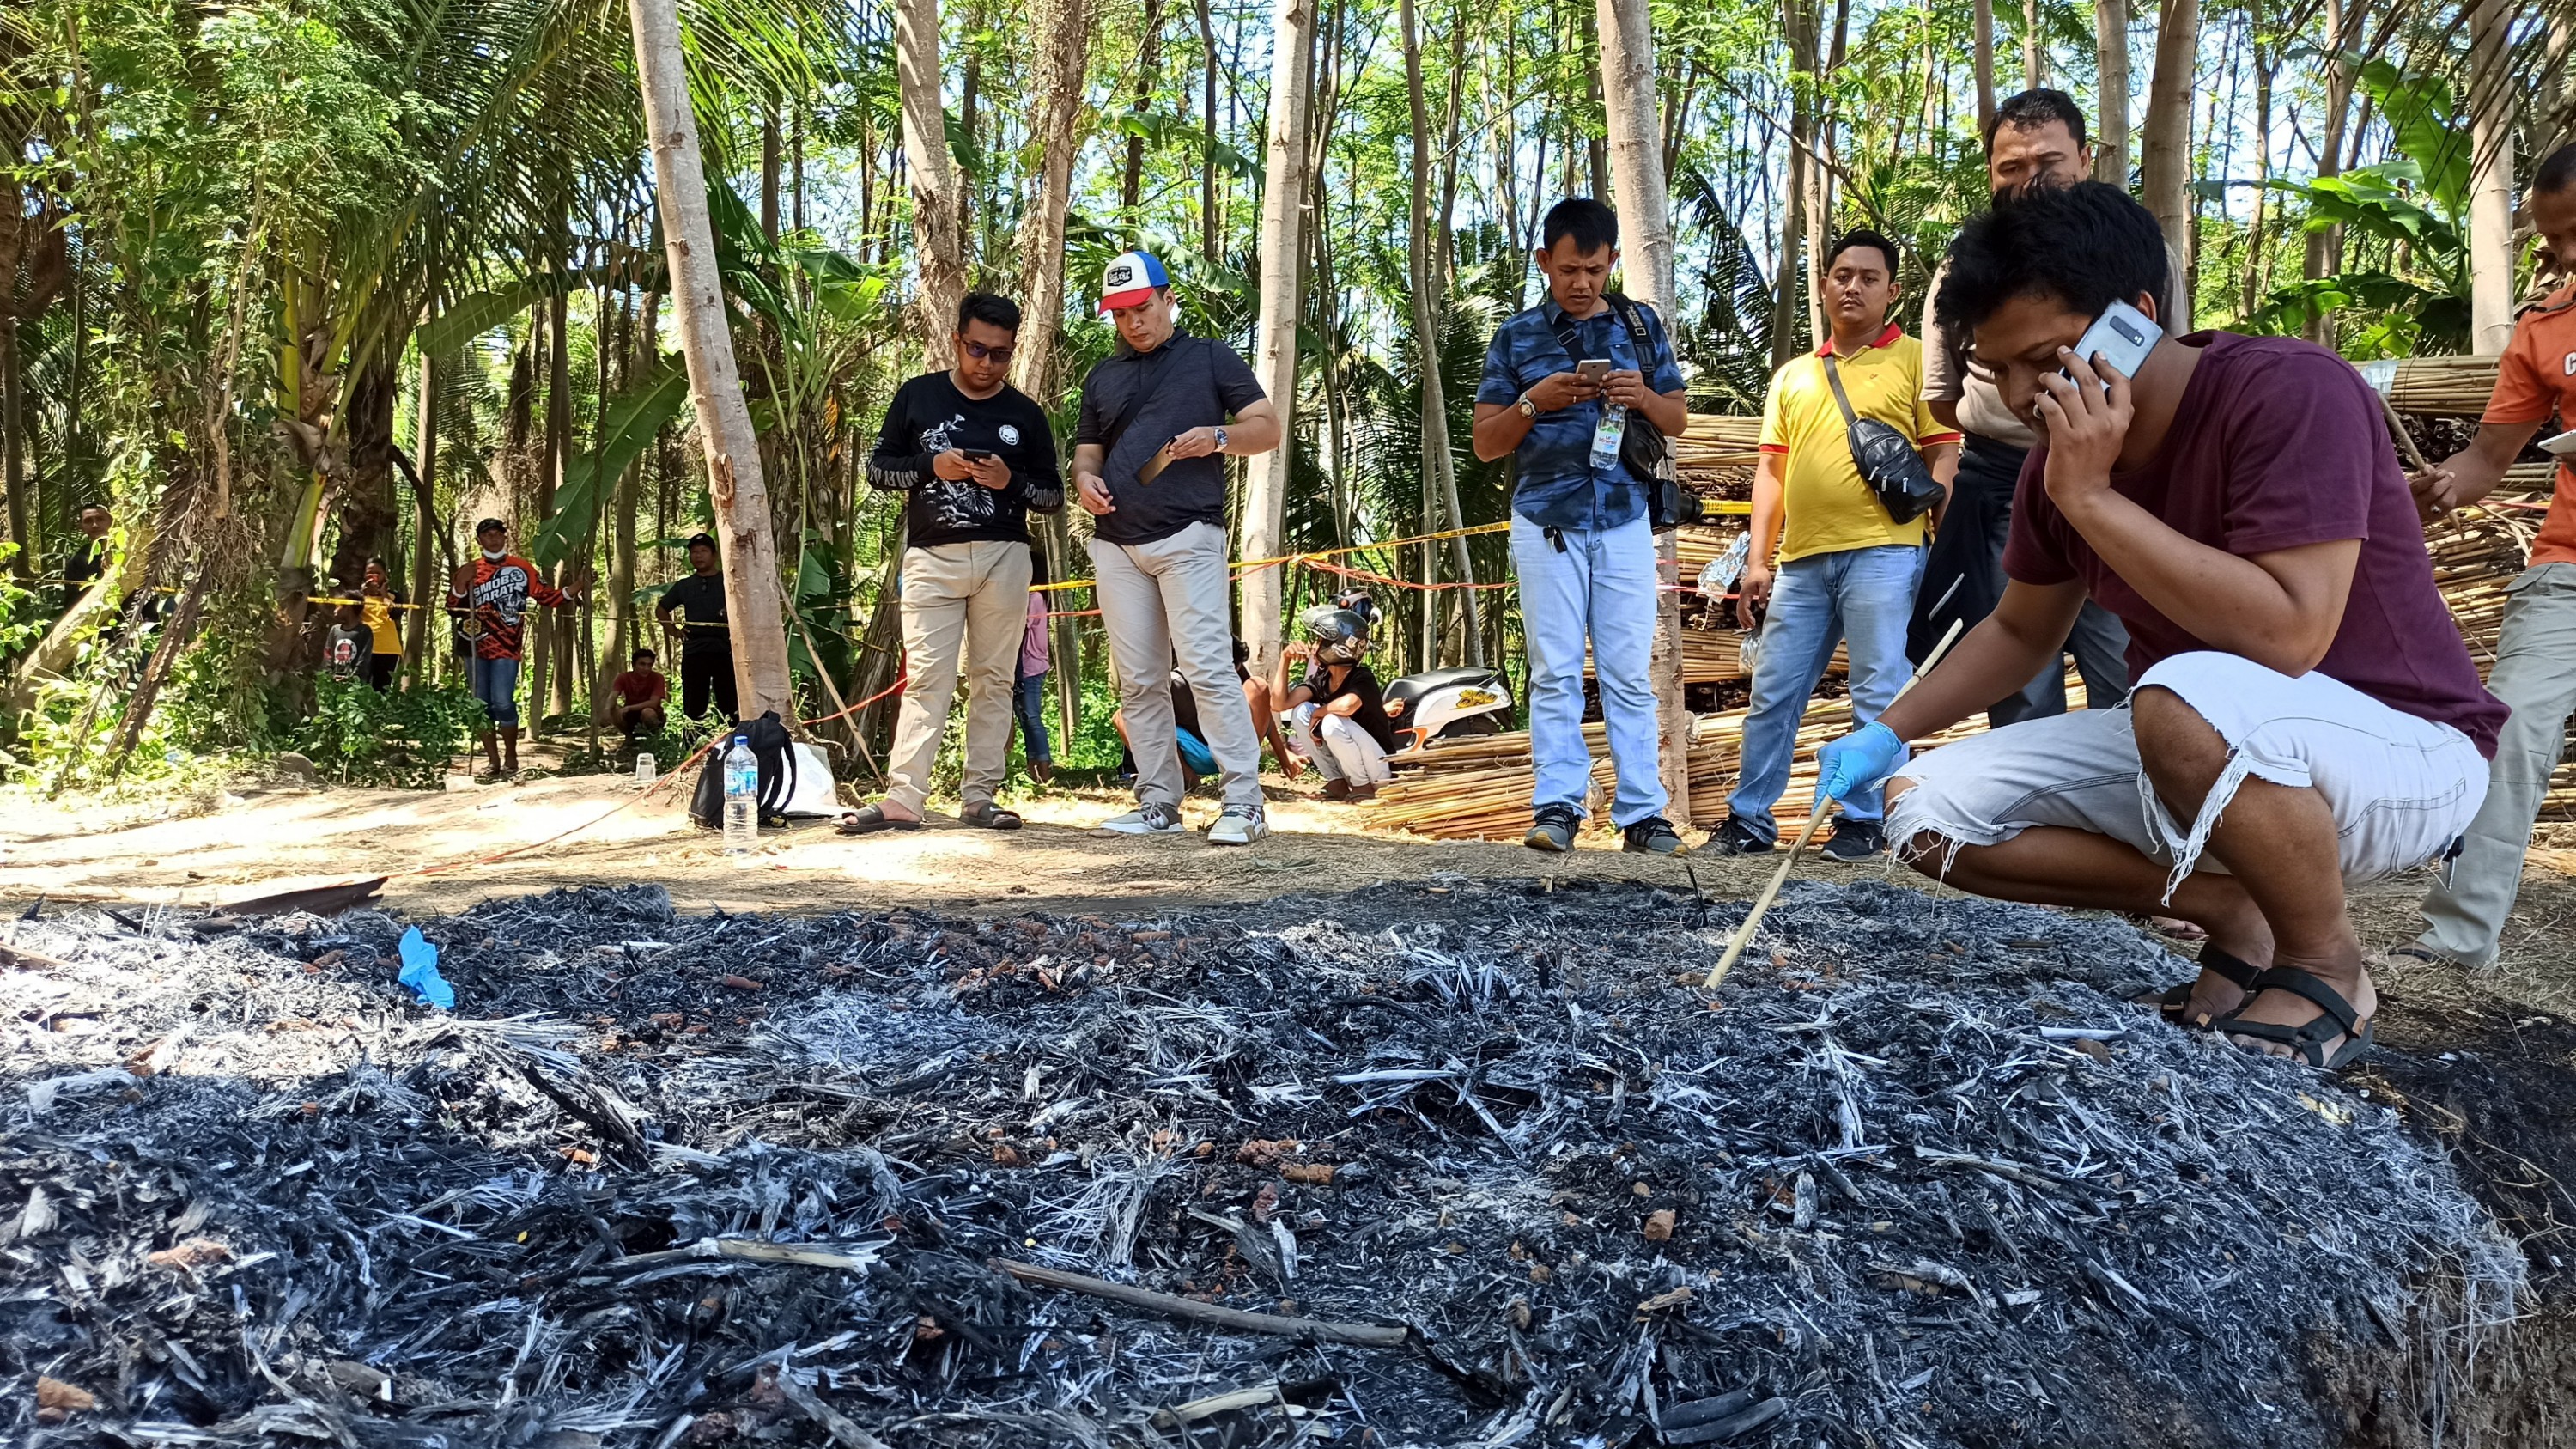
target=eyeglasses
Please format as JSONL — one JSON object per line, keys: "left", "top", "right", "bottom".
{"left": 961, "top": 339, "right": 1015, "bottom": 362}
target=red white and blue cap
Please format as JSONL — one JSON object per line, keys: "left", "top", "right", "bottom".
{"left": 1098, "top": 251, "right": 1170, "bottom": 311}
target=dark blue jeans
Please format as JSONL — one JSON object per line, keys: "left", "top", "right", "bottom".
{"left": 1014, "top": 669, "right": 1052, "bottom": 764}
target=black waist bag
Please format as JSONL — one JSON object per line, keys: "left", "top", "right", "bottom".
{"left": 1823, "top": 352, "right": 1946, "bottom": 524}
{"left": 689, "top": 709, "right": 795, "bottom": 829}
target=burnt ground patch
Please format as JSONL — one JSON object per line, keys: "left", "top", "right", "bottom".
{"left": 0, "top": 879, "right": 2560, "bottom": 1447}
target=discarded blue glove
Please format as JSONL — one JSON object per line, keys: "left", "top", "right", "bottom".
{"left": 1814, "top": 721, "right": 1907, "bottom": 808}
{"left": 397, "top": 927, "right": 455, "bottom": 1011}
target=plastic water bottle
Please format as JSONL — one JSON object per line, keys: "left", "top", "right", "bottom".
{"left": 721, "top": 736, "right": 757, "bottom": 855}
{"left": 1739, "top": 621, "right": 1766, "bottom": 679}
{"left": 635, "top": 752, "right": 657, "bottom": 787}
{"left": 1589, "top": 404, "right": 1628, "bottom": 471}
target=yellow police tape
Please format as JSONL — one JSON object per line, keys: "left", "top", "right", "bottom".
{"left": 1030, "top": 501, "right": 1750, "bottom": 594}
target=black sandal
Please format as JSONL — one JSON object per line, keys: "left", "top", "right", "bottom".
{"left": 2156, "top": 946, "right": 2263, "bottom": 1029}
{"left": 961, "top": 801, "right": 1023, "bottom": 831}
{"left": 2219, "top": 967, "right": 2377, "bottom": 1070}
{"left": 836, "top": 805, "right": 924, "bottom": 836}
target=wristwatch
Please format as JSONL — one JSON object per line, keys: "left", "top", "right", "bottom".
{"left": 1212, "top": 426, "right": 1230, "bottom": 454}
{"left": 1515, "top": 393, "right": 1539, "bottom": 421}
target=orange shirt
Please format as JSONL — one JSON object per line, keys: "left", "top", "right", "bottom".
{"left": 2481, "top": 282, "right": 2576, "bottom": 567}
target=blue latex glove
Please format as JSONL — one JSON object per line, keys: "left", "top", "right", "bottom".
{"left": 1814, "top": 721, "right": 1908, "bottom": 809}
{"left": 397, "top": 927, "right": 455, "bottom": 1011}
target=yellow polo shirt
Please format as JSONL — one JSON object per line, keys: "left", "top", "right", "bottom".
{"left": 1757, "top": 324, "right": 1959, "bottom": 563}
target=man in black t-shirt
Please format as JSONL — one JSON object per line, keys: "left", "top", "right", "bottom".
{"left": 1073, "top": 252, "right": 1283, "bottom": 845}
{"left": 841, "top": 292, "right": 1066, "bottom": 835}
{"left": 654, "top": 533, "right": 738, "bottom": 721}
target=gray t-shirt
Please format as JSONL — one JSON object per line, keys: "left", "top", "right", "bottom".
{"left": 1921, "top": 246, "right": 2190, "bottom": 450}
{"left": 1074, "top": 330, "right": 1267, "bottom": 545}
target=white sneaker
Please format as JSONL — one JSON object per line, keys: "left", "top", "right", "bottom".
{"left": 1096, "top": 802, "right": 1185, "bottom": 836}
{"left": 1207, "top": 804, "right": 1268, "bottom": 846}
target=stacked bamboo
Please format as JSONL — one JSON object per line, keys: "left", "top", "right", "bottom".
{"left": 1676, "top": 414, "right": 1764, "bottom": 470}
{"left": 2378, "top": 355, "right": 2505, "bottom": 417}
{"left": 1585, "top": 629, "right": 1844, "bottom": 685}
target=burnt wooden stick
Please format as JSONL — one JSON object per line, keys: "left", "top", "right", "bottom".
{"left": 1704, "top": 618, "right": 1964, "bottom": 989}
{"left": 987, "top": 1258, "right": 1410, "bottom": 1348}
{"left": 2375, "top": 389, "right": 2432, "bottom": 473}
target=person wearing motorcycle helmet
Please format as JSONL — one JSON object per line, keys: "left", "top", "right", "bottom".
{"left": 1274, "top": 606, "right": 1399, "bottom": 800}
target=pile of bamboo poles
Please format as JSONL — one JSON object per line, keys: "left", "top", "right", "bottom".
{"left": 2379, "top": 355, "right": 2504, "bottom": 417}
{"left": 1676, "top": 414, "right": 1764, "bottom": 470}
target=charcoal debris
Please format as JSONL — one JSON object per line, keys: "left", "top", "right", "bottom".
{"left": 0, "top": 879, "right": 2525, "bottom": 1447}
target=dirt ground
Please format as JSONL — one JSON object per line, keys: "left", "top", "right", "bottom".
{"left": 6, "top": 765, "right": 2576, "bottom": 1443}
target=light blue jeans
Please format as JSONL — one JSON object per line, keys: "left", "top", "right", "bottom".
{"left": 1511, "top": 513, "right": 1666, "bottom": 827}
{"left": 1729, "top": 543, "right": 1925, "bottom": 839}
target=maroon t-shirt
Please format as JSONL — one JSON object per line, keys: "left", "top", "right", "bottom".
{"left": 2003, "top": 332, "right": 2505, "bottom": 758}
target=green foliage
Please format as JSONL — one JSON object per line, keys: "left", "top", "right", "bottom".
{"left": 291, "top": 676, "right": 485, "bottom": 788}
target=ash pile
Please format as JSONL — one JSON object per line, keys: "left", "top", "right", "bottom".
{"left": 0, "top": 879, "right": 2523, "bottom": 1448}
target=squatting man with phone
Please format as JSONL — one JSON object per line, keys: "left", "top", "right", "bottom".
{"left": 1813, "top": 182, "right": 2503, "bottom": 1071}
{"left": 1471, "top": 197, "right": 1692, "bottom": 856}
{"left": 1072, "top": 252, "right": 1283, "bottom": 845}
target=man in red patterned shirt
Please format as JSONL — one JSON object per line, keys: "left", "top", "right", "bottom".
{"left": 448, "top": 517, "right": 585, "bottom": 779}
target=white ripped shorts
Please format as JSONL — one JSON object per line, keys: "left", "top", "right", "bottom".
{"left": 1887, "top": 651, "right": 2490, "bottom": 899}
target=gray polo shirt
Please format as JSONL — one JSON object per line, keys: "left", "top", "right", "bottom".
{"left": 1921, "top": 247, "right": 2189, "bottom": 450}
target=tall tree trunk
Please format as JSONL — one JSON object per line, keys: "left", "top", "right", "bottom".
{"left": 1599, "top": 0, "right": 1687, "bottom": 826}
{"left": 2139, "top": 0, "right": 2198, "bottom": 328}
{"left": 2300, "top": 0, "right": 2359, "bottom": 342}
{"left": 404, "top": 345, "right": 440, "bottom": 685}
{"left": 538, "top": 277, "right": 574, "bottom": 726}
{"left": 2021, "top": 0, "right": 2045, "bottom": 88}
{"left": 1012, "top": 0, "right": 1095, "bottom": 748}
{"left": 2094, "top": 0, "right": 2131, "bottom": 184}
{"left": 760, "top": 108, "right": 781, "bottom": 245}
{"left": 2468, "top": 0, "right": 2517, "bottom": 351}
{"left": 0, "top": 173, "right": 27, "bottom": 581}
{"left": 1125, "top": 0, "right": 1169, "bottom": 212}
{"left": 1972, "top": 0, "right": 1996, "bottom": 134}
{"left": 331, "top": 350, "right": 402, "bottom": 592}
{"left": 1241, "top": 0, "right": 1317, "bottom": 684}
{"left": 1777, "top": 0, "right": 1818, "bottom": 361}
{"left": 2238, "top": 46, "right": 2273, "bottom": 323}
{"left": 1197, "top": 0, "right": 1221, "bottom": 264}
{"left": 1403, "top": 0, "right": 1467, "bottom": 666}
{"left": 897, "top": 0, "right": 969, "bottom": 368}
{"left": 629, "top": 0, "right": 796, "bottom": 719}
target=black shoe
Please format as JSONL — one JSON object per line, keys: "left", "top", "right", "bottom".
{"left": 1703, "top": 816, "right": 1775, "bottom": 855}
{"left": 1820, "top": 819, "right": 1888, "bottom": 861}
{"left": 1524, "top": 802, "right": 1582, "bottom": 853}
{"left": 1620, "top": 816, "right": 1690, "bottom": 855}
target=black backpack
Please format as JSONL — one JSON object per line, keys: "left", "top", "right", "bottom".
{"left": 690, "top": 710, "right": 797, "bottom": 829}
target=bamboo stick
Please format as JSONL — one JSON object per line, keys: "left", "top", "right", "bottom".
{"left": 1702, "top": 619, "right": 1963, "bottom": 989}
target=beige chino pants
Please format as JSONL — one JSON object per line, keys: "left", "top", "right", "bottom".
{"left": 886, "top": 539, "right": 1034, "bottom": 814}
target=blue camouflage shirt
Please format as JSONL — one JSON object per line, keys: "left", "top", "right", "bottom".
{"left": 1476, "top": 295, "right": 1687, "bottom": 532}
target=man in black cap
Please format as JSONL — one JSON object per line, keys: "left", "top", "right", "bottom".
{"left": 655, "top": 533, "right": 738, "bottom": 722}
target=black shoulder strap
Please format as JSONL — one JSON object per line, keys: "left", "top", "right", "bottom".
{"left": 1820, "top": 352, "right": 1862, "bottom": 428}
{"left": 1100, "top": 337, "right": 1190, "bottom": 457}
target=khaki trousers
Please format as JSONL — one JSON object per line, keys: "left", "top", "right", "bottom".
{"left": 2417, "top": 562, "right": 2576, "bottom": 965}
{"left": 886, "top": 539, "right": 1033, "bottom": 814}
{"left": 1090, "top": 521, "right": 1263, "bottom": 810}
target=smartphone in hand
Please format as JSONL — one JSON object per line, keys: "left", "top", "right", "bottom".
{"left": 1576, "top": 358, "right": 1613, "bottom": 384}
{"left": 2065, "top": 300, "right": 2160, "bottom": 389}
{"left": 960, "top": 447, "right": 998, "bottom": 463}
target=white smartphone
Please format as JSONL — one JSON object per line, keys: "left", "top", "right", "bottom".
{"left": 2066, "top": 299, "right": 2160, "bottom": 388}
{"left": 2540, "top": 429, "right": 2576, "bottom": 457}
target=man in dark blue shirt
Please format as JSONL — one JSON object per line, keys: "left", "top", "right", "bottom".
{"left": 1471, "top": 198, "right": 1692, "bottom": 855}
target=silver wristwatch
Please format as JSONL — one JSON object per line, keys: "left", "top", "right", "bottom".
{"left": 1213, "top": 426, "right": 1230, "bottom": 454}
{"left": 1515, "top": 393, "right": 1539, "bottom": 421}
